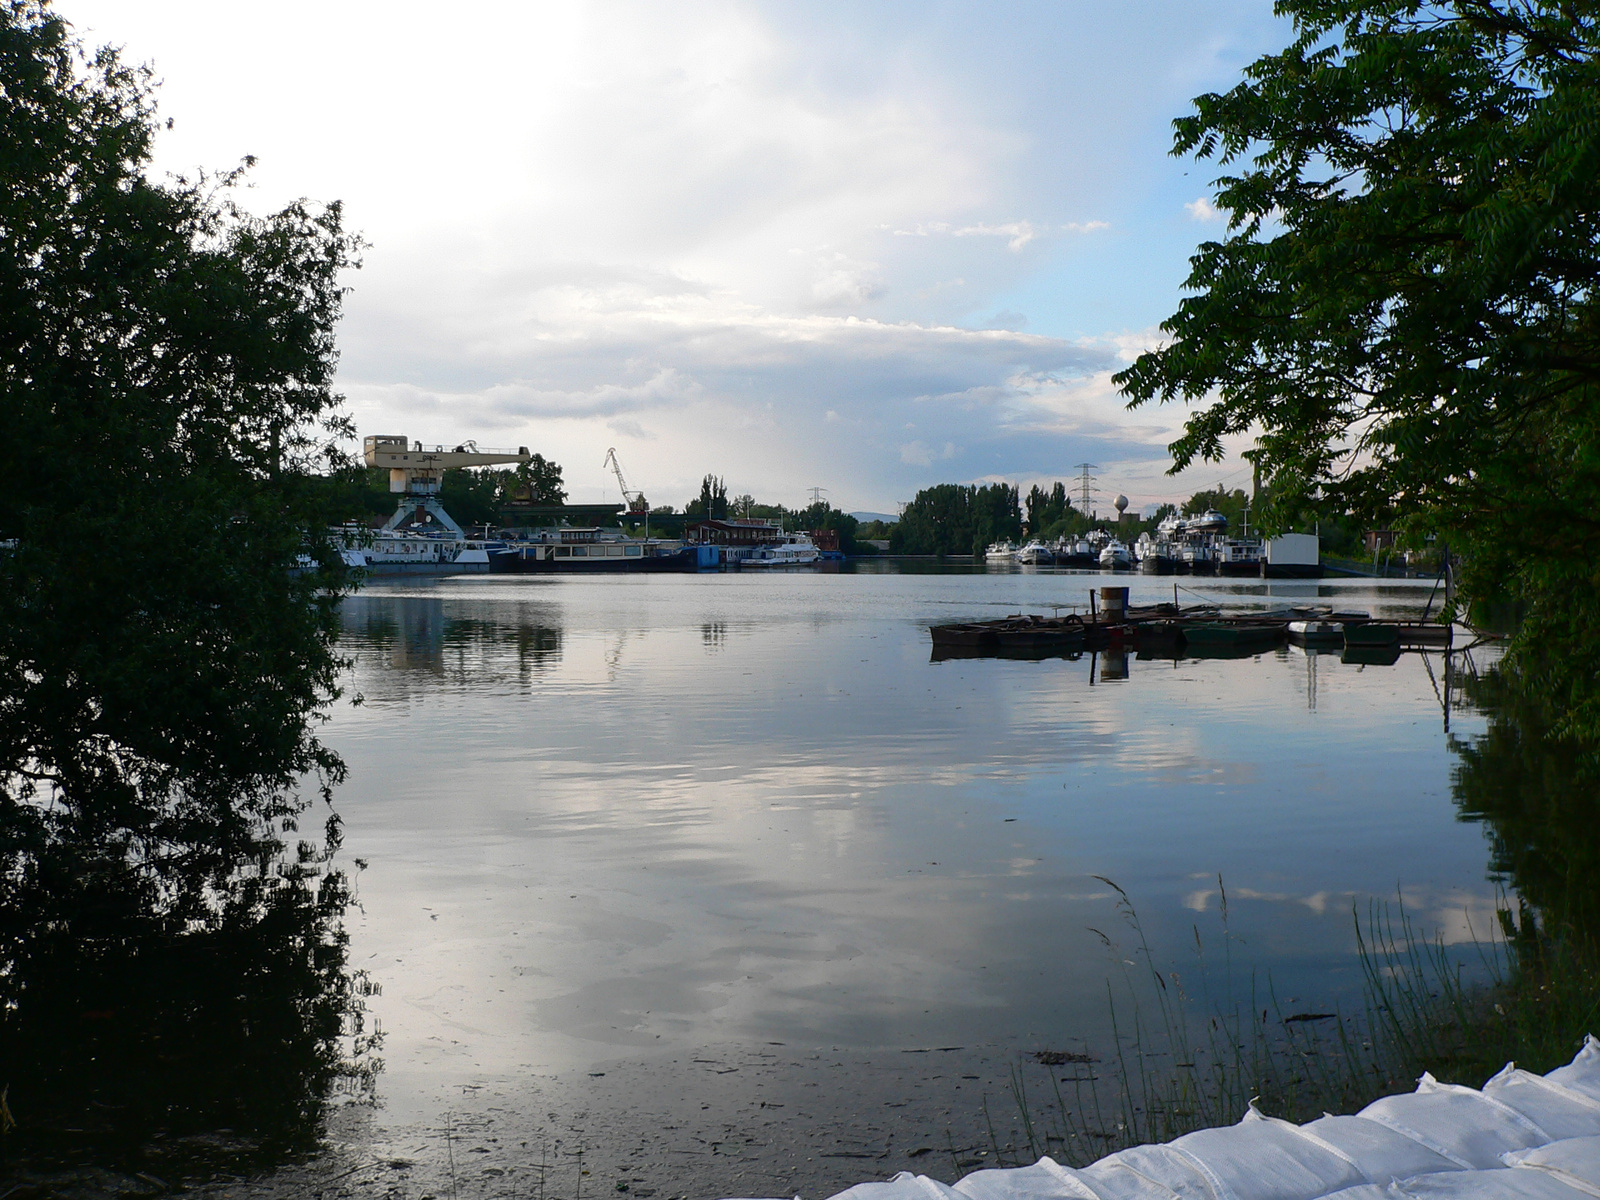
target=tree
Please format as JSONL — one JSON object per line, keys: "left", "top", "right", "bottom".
{"left": 439, "top": 454, "right": 566, "bottom": 527}
{"left": 1115, "top": 0, "right": 1600, "bottom": 734}
{"left": 0, "top": 2, "right": 368, "bottom": 1156}
{"left": 1025, "top": 481, "right": 1073, "bottom": 532}
{"left": 684, "top": 473, "right": 729, "bottom": 520}
{"left": 891, "top": 483, "right": 1022, "bottom": 556}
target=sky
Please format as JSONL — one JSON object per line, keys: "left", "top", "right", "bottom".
{"left": 66, "top": 0, "right": 1291, "bottom": 514}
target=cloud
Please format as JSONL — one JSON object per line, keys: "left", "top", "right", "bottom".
{"left": 893, "top": 220, "right": 1039, "bottom": 251}
{"left": 69, "top": 0, "right": 1291, "bottom": 510}
{"left": 1186, "top": 196, "right": 1223, "bottom": 221}
{"left": 899, "top": 440, "right": 958, "bottom": 467}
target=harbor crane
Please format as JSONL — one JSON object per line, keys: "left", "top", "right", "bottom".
{"left": 602, "top": 448, "right": 649, "bottom": 514}
{"left": 364, "top": 434, "right": 531, "bottom": 536}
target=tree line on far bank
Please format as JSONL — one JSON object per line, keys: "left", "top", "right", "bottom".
{"left": 884, "top": 479, "right": 1379, "bottom": 559}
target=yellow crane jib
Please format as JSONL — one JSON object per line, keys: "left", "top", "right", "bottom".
{"left": 363, "top": 434, "right": 531, "bottom": 537}
{"left": 364, "top": 434, "right": 531, "bottom": 495}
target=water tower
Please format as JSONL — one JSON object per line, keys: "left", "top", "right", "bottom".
{"left": 1114, "top": 494, "right": 1129, "bottom": 522}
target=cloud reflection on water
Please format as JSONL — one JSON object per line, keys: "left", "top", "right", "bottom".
{"left": 327, "top": 572, "right": 1499, "bottom": 1119}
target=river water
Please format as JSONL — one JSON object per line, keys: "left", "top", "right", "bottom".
{"left": 305, "top": 564, "right": 1496, "bottom": 1199}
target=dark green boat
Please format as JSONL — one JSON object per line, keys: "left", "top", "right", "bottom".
{"left": 1182, "top": 623, "right": 1283, "bottom": 650}
{"left": 1343, "top": 622, "right": 1401, "bottom": 647}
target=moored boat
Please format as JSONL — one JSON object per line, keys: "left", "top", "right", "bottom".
{"left": 1183, "top": 622, "right": 1283, "bottom": 651}
{"left": 1098, "top": 538, "right": 1132, "bottom": 570}
{"left": 930, "top": 622, "right": 1000, "bottom": 648}
{"left": 1287, "top": 619, "right": 1344, "bottom": 647}
{"left": 1344, "top": 622, "right": 1401, "bottom": 647}
{"left": 985, "top": 540, "right": 1018, "bottom": 562}
{"left": 745, "top": 533, "right": 820, "bottom": 566}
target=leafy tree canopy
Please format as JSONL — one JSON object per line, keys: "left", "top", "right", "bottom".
{"left": 891, "top": 483, "right": 1022, "bottom": 556}
{"left": 1117, "top": 0, "right": 1600, "bottom": 734}
{"left": 684, "top": 473, "right": 729, "bottom": 520}
{"left": 0, "top": 0, "right": 367, "bottom": 1153}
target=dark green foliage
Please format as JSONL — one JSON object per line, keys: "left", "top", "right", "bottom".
{"left": 327, "top": 456, "right": 567, "bottom": 530}
{"left": 1116, "top": 0, "right": 1600, "bottom": 733}
{"left": 1454, "top": 662, "right": 1600, "bottom": 958}
{"left": 1181, "top": 487, "right": 1249, "bottom": 527}
{"left": 0, "top": 0, "right": 368, "bottom": 1163}
{"left": 1024, "top": 482, "right": 1073, "bottom": 532}
{"left": 684, "top": 474, "right": 729, "bottom": 520}
{"left": 785, "top": 500, "right": 860, "bottom": 553}
{"left": 890, "top": 483, "right": 1022, "bottom": 556}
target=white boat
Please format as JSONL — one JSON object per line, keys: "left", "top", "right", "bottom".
{"left": 1015, "top": 539, "right": 1054, "bottom": 565}
{"left": 1098, "top": 538, "right": 1132, "bottom": 569}
{"left": 331, "top": 528, "right": 493, "bottom": 575}
{"left": 1288, "top": 619, "right": 1344, "bottom": 645}
{"left": 985, "top": 540, "right": 1018, "bottom": 562}
{"left": 745, "top": 532, "right": 820, "bottom": 566}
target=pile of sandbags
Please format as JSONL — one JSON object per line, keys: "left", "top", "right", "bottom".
{"left": 774, "top": 1037, "right": 1600, "bottom": 1200}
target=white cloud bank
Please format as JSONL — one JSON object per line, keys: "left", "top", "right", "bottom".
{"left": 67, "top": 0, "right": 1281, "bottom": 511}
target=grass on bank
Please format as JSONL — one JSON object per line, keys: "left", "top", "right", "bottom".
{"left": 990, "top": 877, "right": 1600, "bottom": 1170}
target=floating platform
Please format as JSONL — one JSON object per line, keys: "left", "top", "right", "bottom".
{"left": 929, "top": 605, "right": 1453, "bottom": 664}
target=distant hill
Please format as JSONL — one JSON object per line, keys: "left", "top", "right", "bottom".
{"left": 849, "top": 511, "right": 899, "bottom": 524}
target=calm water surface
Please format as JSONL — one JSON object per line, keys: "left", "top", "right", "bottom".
{"left": 318, "top": 565, "right": 1495, "bottom": 1196}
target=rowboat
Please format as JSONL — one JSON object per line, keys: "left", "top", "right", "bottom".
{"left": 1182, "top": 623, "right": 1283, "bottom": 648}
{"left": 1344, "top": 622, "right": 1401, "bottom": 647}
{"left": 929, "top": 623, "right": 999, "bottom": 648}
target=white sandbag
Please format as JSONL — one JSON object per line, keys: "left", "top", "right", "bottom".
{"left": 1357, "top": 1073, "right": 1550, "bottom": 1167}
{"left": 1388, "top": 1166, "right": 1592, "bottom": 1199}
{"left": 1506, "top": 1134, "right": 1600, "bottom": 1195}
{"left": 1076, "top": 1144, "right": 1216, "bottom": 1200}
{"left": 1486, "top": 1065, "right": 1600, "bottom": 1141}
{"left": 1301, "top": 1114, "right": 1471, "bottom": 1182}
{"left": 951, "top": 1158, "right": 1099, "bottom": 1200}
{"left": 827, "top": 1172, "right": 965, "bottom": 1200}
{"left": 1546, "top": 1038, "right": 1600, "bottom": 1103}
{"left": 1167, "top": 1107, "right": 1365, "bottom": 1200}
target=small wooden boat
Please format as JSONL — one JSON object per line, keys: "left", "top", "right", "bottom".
{"left": 995, "top": 626, "right": 1087, "bottom": 651}
{"left": 1343, "top": 622, "right": 1400, "bottom": 647}
{"left": 1182, "top": 622, "right": 1283, "bottom": 648}
{"left": 1287, "top": 619, "right": 1344, "bottom": 647}
{"left": 930, "top": 622, "right": 999, "bottom": 648}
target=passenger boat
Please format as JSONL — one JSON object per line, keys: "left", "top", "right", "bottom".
{"left": 336, "top": 529, "right": 493, "bottom": 575}
{"left": 745, "top": 533, "right": 820, "bottom": 566}
{"left": 488, "top": 534, "right": 698, "bottom": 573}
{"left": 1287, "top": 619, "right": 1344, "bottom": 647}
{"left": 984, "top": 540, "right": 1018, "bottom": 562}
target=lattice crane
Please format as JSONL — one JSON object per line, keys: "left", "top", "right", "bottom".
{"left": 602, "top": 447, "right": 649, "bottom": 513}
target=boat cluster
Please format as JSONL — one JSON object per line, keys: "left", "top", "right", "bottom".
{"left": 986, "top": 510, "right": 1287, "bottom": 575}
{"left": 930, "top": 602, "right": 1450, "bottom": 664}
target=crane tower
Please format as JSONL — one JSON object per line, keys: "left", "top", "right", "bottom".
{"left": 602, "top": 448, "right": 648, "bottom": 513}
{"left": 364, "top": 435, "right": 531, "bottom": 536}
